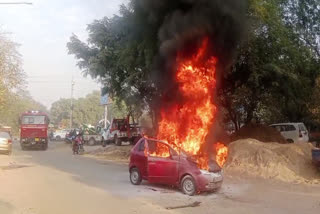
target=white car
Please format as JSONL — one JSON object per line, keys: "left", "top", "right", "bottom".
{"left": 53, "top": 130, "right": 69, "bottom": 141}
{"left": 270, "top": 123, "right": 309, "bottom": 143}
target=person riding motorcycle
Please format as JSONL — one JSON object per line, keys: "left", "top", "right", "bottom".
{"left": 72, "top": 129, "right": 84, "bottom": 154}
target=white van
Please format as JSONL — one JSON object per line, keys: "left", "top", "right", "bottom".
{"left": 270, "top": 123, "right": 309, "bottom": 143}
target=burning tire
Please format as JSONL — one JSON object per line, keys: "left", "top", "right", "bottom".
{"left": 181, "top": 175, "right": 196, "bottom": 196}
{"left": 130, "top": 168, "right": 142, "bottom": 185}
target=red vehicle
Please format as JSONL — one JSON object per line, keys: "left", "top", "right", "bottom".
{"left": 19, "top": 111, "right": 50, "bottom": 150}
{"left": 129, "top": 137, "right": 223, "bottom": 196}
{"left": 102, "top": 115, "right": 141, "bottom": 146}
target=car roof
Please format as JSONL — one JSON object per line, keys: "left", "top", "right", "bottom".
{"left": 270, "top": 123, "right": 304, "bottom": 126}
{"left": 142, "top": 137, "right": 170, "bottom": 146}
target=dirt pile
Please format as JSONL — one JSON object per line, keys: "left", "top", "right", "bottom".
{"left": 86, "top": 145, "right": 132, "bottom": 161}
{"left": 225, "top": 139, "right": 320, "bottom": 184}
{"left": 231, "top": 123, "right": 287, "bottom": 144}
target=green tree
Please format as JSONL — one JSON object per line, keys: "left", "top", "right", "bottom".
{"left": 220, "top": 0, "right": 319, "bottom": 129}
{"left": 0, "top": 91, "right": 47, "bottom": 134}
{"left": 50, "top": 91, "right": 105, "bottom": 128}
{"left": 68, "top": 0, "right": 320, "bottom": 131}
{"left": 0, "top": 33, "right": 25, "bottom": 109}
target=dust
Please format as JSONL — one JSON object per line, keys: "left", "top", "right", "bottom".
{"left": 225, "top": 139, "right": 320, "bottom": 184}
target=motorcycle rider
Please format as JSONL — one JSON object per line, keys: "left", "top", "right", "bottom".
{"left": 72, "top": 128, "right": 84, "bottom": 154}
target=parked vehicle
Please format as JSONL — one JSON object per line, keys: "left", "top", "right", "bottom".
{"left": 0, "top": 131, "right": 12, "bottom": 155}
{"left": 64, "top": 129, "right": 77, "bottom": 144}
{"left": 53, "top": 129, "right": 69, "bottom": 141}
{"left": 270, "top": 122, "right": 309, "bottom": 143}
{"left": 83, "top": 134, "right": 102, "bottom": 146}
{"left": 19, "top": 111, "right": 50, "bottom": 150}
{"left": 312, "top": 148, "right": 320, "bottom": 168}
{"left": 129, "top": 137, "right": 223, "bottom": 196}
{"left": 102, "top": 115, "right": 141, "bottom": 147}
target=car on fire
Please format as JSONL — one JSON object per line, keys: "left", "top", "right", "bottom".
{"left": 129, "top": 137, "right": 223, "bottom": 196}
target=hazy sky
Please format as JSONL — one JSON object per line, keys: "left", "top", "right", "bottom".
{"left": 0, "top": 0, "right": 125, "bottom": 108}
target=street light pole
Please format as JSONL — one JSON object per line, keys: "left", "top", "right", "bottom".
{"left": 70, "top": 79, "right": 75, "bottom": 129}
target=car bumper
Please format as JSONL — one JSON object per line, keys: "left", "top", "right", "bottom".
{"left": 21, "top": 139, "right": 47, "bottom": 147}
{"left": 0, "top": 144, "right": 12, "bottom": 152}
{"left": 195, "top": 170, "right": 223, "bottom": 192}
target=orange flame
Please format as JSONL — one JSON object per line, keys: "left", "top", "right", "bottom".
{"left": 157, "top": 38, "right": 225, "bottom": 170}
{"left": 214, "top": 143, "right": 228, "bottom": 167}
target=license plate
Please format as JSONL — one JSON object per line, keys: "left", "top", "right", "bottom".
{"left": 35, "top": 138, "right": 39, "bottom": 142}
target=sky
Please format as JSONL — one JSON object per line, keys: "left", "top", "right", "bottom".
{"left": 0, "top": 0, "right": 125, "bottom": 108}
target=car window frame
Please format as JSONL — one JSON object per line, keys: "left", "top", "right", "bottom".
{"left": 147, "top": 140, "right": 171, "bottom": 159}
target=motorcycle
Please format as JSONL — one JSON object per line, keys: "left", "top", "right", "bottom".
{"left": 72, "top": 135, "right": 85, "bottom": 155}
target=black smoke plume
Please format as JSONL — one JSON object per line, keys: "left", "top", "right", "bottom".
{"left": 134, "top": 0, "right": 247, "bottom": 149}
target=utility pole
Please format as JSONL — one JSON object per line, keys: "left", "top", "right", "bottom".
{"left": 70, "top": 79, "right": 75, "bottom": 129}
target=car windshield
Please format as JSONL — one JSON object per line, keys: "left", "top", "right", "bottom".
{"left": 22, "top": 116, "right": 46, "bottom": 125}
{"left": 0, "top": 132, "right": 10, "bottom": 139}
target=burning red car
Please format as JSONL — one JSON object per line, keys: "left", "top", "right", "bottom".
{"left": 129, "top": 137, "right": 224, "bottom": 196}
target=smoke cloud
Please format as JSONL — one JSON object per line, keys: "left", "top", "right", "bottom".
{"left": 134, "top": 0, "right": 247, "bottom": 149}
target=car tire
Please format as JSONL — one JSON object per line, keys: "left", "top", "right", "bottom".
{"left": 21, "top": 145, "right": 26, "bottom": 151}
{"left": 181, "top": 175, "right": 196, "bottom": 196}
{"left": 56, "top": 136, "right": 61, "bottom": 141}
{"left": 102, "top": 140, "right": 107, "bottom": 147}
{"left": 130, "top": 168, "right": 142, "bottom": 185}
{"left": 88, "top": 138, "right": 96, "bottom": 146}
{"left": 287, "top": 139, "right": 294, "bottom": 144}
{"left": 42, "top": 143, "right": 48, "bottom": 151}
{"left": 115, "top": 135, "right": 121, "bottom": 146}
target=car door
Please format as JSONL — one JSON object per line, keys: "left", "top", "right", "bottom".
{"left": 147, "top": 140, "right": 178, "bottom": 184}
{"left": 298, "top": 124, "right": 309, "bottom": 143}
{"left": 134, "top": 139, "right": 148, "bottom": 178}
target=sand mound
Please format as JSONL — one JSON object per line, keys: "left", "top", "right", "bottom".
{"left": 86, "top": 145, "right": 132, "bottom": 161}
{"left": 225, "top": 139, "right": 320, "bottom": 184}
{"left": 231, "top": 123, "right": 287, "bottom": 144}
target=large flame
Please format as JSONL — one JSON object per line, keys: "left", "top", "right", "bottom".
{"left": 157, "top": 38, "right": 228, "bottom": 169}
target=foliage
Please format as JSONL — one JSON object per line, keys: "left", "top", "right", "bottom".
{"left": 220, "top": 0, "right": 319, "bottom": 129}
{"left": 50, "top": 91, "right": 105, "bottom": 128}
{"left": 0, "top": 91, "right": 47, "bottom": 135}
{"left": 0, "top": 33, "right": 39, "bottom": 135}
{"left": 0, "top": 34, "right": 25, "bottom": 110}
{"left": 68, "top": 0, "right": 320, "bottom": 130}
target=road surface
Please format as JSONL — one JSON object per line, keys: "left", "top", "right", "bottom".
{"left": 0, "top": 141, "right": 319, "bottom": 214}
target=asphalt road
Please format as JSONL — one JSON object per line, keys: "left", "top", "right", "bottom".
{"left": 0, "top": 141, "right": 320, "bottom": 214}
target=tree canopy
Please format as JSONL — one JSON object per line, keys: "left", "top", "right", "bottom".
{"left": 68, "top": 0, "right": 320, "bottom": 129}
{"left": 0, "top": 33, "right": 45, "bottom": 134}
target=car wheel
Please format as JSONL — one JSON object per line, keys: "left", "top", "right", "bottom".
{"left": 102, "top": 140, "right": 107, "bottom": 147}
{"left": 88, "top": 138, "right": 96, "bottom": 146}
{"left": 130, "top": 168, "right": 142, "bottom": 185}
{"left": 21, "top": 145, "right": 26, "bottom": 151}
{"left": 181, "top": 175, "right": 196, "bottom": 196}
{"left": 42, "top": 143, "right": 48, "bottom": 151}
{"left": 115, "top": 135, "right": 122, "bottom": 146}
{"left": 287, "top": 139, "right": 294, "bottom": 144}
{"left": 56, "top": 136, "right": 61, "bottom": 141}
